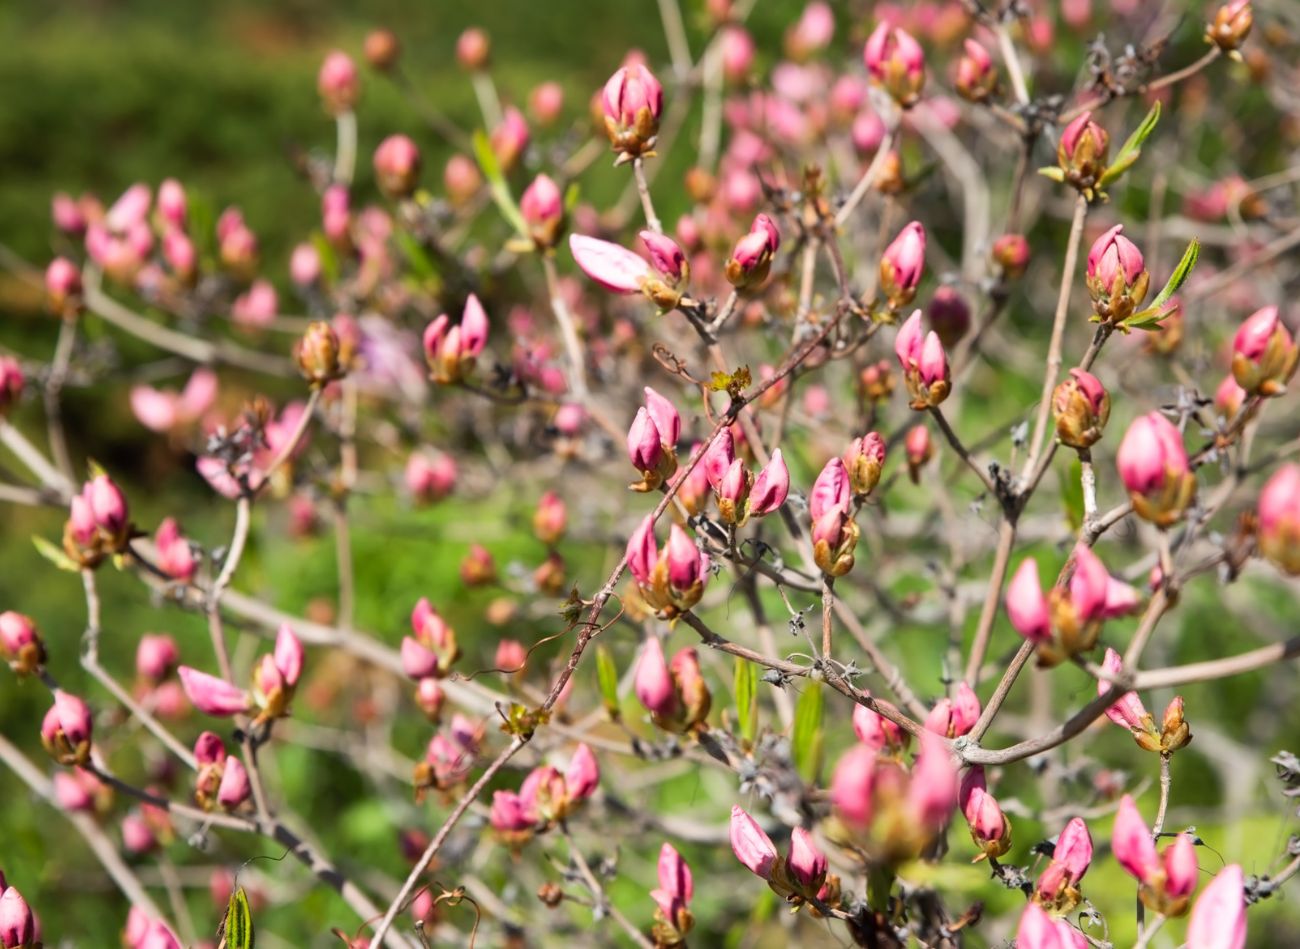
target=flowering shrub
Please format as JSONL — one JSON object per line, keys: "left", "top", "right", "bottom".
{"left": 4, "top": 1, "right": 1300, "bottom": 947}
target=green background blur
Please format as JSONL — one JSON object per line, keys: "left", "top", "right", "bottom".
{"left": 2, "top": 1, "right": 1299, "bottom": 946}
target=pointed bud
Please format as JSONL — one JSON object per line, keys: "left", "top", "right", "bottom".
{"left": 650, "top": 842, "right": 693, "bottom": 936}
{"left": 1113, "top": 795, "right": 1160, "bottom": 883}
{"left": 1086, "top": 225, "right": 1150, "bottom": 322}
{"left": 863, "top": 22, "right": 926, "bottom": 107}
{"left": 830, "top": 744, "right": 877, "bottom": 828}
{"left": 0, "top": 887, "right": 37, "bottom": 949}
{"left": 520, "top": 174, "right": 565, "bottom": 249}
{"left": 217, "top": 756, "right": 251, "bottom": 810}
{"left": 955, "top": 39, "right": 997, "bottom": 102}
{"left": 852, "top": 696, "right": 907, "bottom": 752}
{"left": 725, "top": 214, "right": 781, "bottom": 290}
{"left": 602, "top": 62, "right": 663, "bottom": 159}
{"left": 565, "top": 743, "right": 600, "bottom": 801}
{"left": 41, "top": 690, "right": 94, "bottom": 765}
{"left": 1231, "top": 306, "right": 1297, "bottom": 397}
{"left": 640, "top": 231, "right": 688, "bottom": 284}
{"left": 787, "top": 827, "right": 828, "bottom": 892}
{"left": 1206, "top": 0, "right": 1253, "bottom": 52}
{"left": 1007, "top": 559, "right": 1051, "bottom": 643}
{"left": 729, "top": 805, "right": 778, "bottom": 878}
{"left": 1259, "top": 463, "right": 1300, "bottom": 575}
{"left": 178, "top": 666, "right": 250, "bottom": 717}
{"left": 1053, "top": 369, "right": 1111, "bottom": 449}
{"left": 317, "top": 51, "right": 360, "bottom": 115}
{"left": 1058, "top": 112, "right": 1109, "bottom": 196}
{"left": 1117, "top": 412, "right": 1195, "bottom": 526}
{"left": 634, "top": 636, "right": 678, "bottom": 719}
{"left": 569, "top": 234, "right": 651, "bottom": 294}
{"left": 749, "top": 449, "right": 790, "bottom": 517}
{"left": 1187, "top": 864, "right": 1246, "bottom": 949}
{"left": 1099, "top": 647, "right": 1150, "bottom": 733}
{"left": 880, "top": 222, "right": 926, "bottom": 310}
{"left": 626, "top": 515, "right": 658, "bottom": 586}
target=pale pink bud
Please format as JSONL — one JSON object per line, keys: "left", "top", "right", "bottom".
{"left": 52, "top": 770, "right": 96, "bottom": 812}
{"left": 51, "top": 192, "right": 86, "bottom": 235}
{"left": 405, "top": 449, "right": 457, "bottom": 503}
{"left": 830, "top": 744, "right": 877, "bottom": 828}
{"left": 1006, "top": 558, "right": 1051, "bottom": 643}
{"left": 489, "top": 106, "right": 530, "bottom": 170}
{"left": 156, "top": 179, "right": 186, "bottom": 229}
{"left": 45, "top": 257, "right": 82, "bottom": 303}
{"left": 863, "top": 23, "right": 926, "bottom": 105}
{"left": 178, "top": 666, "right": 250, "bottom": 717}
{"left": 1100, "top": 577, "right": 1141, "bottom": 618}
{"left": 729, "top": 805, "right": 778, "bottom": 878}
{"left": 664, "top": 524, "right": 704, "bottom": 592}
{"left": 533, "top": 491, "right": 567, "bottom": 545}
{"left": 122, "top": 811, "right": 157, "bottom": 854}
{"left": 455, "top": 27, "right": 490, "bottom": 70}
{"left": 1087, "top": 225, "right": 1145, "bottom": 287}
{"left": 1099, "top": 648, "right": 1148, "bottom": 730}
{"left": 703, "top": 430, "right": 736, "bottom": 489}
{"left": 528, "top": 81, "right": 564, "bottom": 124}
{"left": 894, "top": 308, "right": 925, "bottom": 370}
{"left": 321, "top": 184, "right": 350, "bottom": 243}
{"left": 1016, "top": 902, "right": 1086, "bottom": 949}
{"left": 569, "top": 233, "right": 650, "bottom": 294}
{"left": 852, "top": 110, "right": 887, "bottom": 155}
{"left": 852, "top": 696, "right": 905, "bottom": 750}
{"left": 640, "top": 230, "right": 687, "bottom": 283}
{"left": 43, "top": 690, "right": 93, "bottom": 747}
{"left": 289, "top": 243, "right": 321, "bottom": 287}
{"left": 154, "top": 518, "right": 196, "bottom": 582}
{"left": 565, "top": 743, "right": 600, "bottom": 801}
{"left": 721, "top": 26, "right": 755, "bottom": 81}
{"left": 1117, "top": 412, "right": 1189, "bottom": 495}
{"left": 217, "top": 756, "right": 251, "bottom": 809}
{"left": 138, "top": 920, "right": 183, "bottom": 949}
{"left": 1164, "top": 833, "right": 1199, "bottom": 899}
{"left": 231, "top": 279, "right": 278, "bottom": 329}
{"left": 136, "top": 634, "right": 179, "bottom": 682}
{"left": 1113, "top": 795, "right": 1159, "bottom": 883}
{"left": 0, "top": 887, "right": 36, "bottom": 949}
{"left": 400, "top": 638, "right": 438, "bottom": 680}
{"left": 460, "top": 294, "right": 489, "bottom": 357}
{"left": 490, "top": 790, "right": 532, "bottom": 832}
{"left": 373, "top": 134, "right": 422, "bottom": 198}
{"left": 0, "top": 612, "right": 38, "bottom": 658}
{"left": 634, "top": 636, "right": 677, "bottom": 718}
{"left": 749, "top": 449, "right": 790, "bottom": 517}
{"left": 909, "top": 732, "right": 959, "bottom": 827}
{"left": 1215, "top": 374, "right": 1247, "bottom": 418}
{"left": 318, "top": 51, "right": 360, "bottom": 114}
{"left": 273, "top": 624, "right": 304, "bottom": 688}
{"left": 1187, "top": 864, "right": 1246, "bottom": 949}
{"left": 1069, "top": 544, "right": 1110, "bottom": 622}
{"left": 650, "top": 842, "right": 693, "bottom": 923}
{"left": 87, "top": 474, "right": 128, "bottom": 535}
{"left": 106, "top": 183, "right": 151, "bottom": 232}
{"left": 626, "top": 515, "right": 658, "bottom": 585}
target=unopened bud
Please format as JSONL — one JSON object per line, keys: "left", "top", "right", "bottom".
{"left": 295, "top": 321, "right": 345, "bottom": 386}
{"left": 1052, "top": 369, "right": 1111, "bottom": 449}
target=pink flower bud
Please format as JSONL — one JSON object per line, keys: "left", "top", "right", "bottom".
{"left": 1187, "top": 864, "right": 1246, "bottom": 949}
{"left": 810, "top": 457, "right": 851, "bottom": 523}
{"left": 1006, "top": 558, "right": 1051, "bottom": 643}
{"left": 0, "top": 612, "right": 39, "bottom": 660}
{"left": 1016, "top": 902, "right": 1086, "bottom": 949}
{"left": 1069, "top": 544, "right": 1110, "bottom": 622}
{"left": 456, "top": 28, "right": 490, "bottom": 70}
{"left": 231, "top": 279, "right": 278, "bottom": 329}
{"left": 273, "top": 624, "right": 304, "bottom": 688}
{"left": 569, "top": 233, "right": 650, "bottom": 294}
{"left": 634, "top": 636, "right": 678, "bottom": 718}
{"left": 724, "top": 214, "right": 781, "bottom": 289}
{"left": 288, "top": 242, "right": 321, "bottom": 287}
{"left": 443, "top": 154, "right": 483, "bottom": 205}
{"left": 749, "top": 449, "right": 790, "bottom": 517}
{"left": 927, "top": 286, "right": 971, "bottom": 348}
{"left": 154, "top": 518, "right": 196, "bottom": 583}
{"left": 1060, "top": 112, "right": 1107, "bottom": 162}
{"left": 43, "top": 690, "right": 93, "bottom": 747}
{"left": 178, "top": 666, "right": 250, "bottom": 717}
{"left": 135, "top": 634, "right": 179, "bottom": 682}
{"left": 627, "top": 408, "right": 665, "bottom": 476}
{"left": 1054, "top": 817, "right": 1094, "bottom": 885}
{"left": 321, "top": 184, "right": 350, "bottom": 243}
{"left": 852, "top": 696, "right": 906, "bottom": 751}
{"left": 1231, "top": 305, "right": 1298, "bottom": 396}
{"left": 0, "top": 358, "right": 24, "bottom": 418}
{"left": 1259, "top": 463, "right": 1300, "bottom": 574}
{"left": 318, "top": 51, "right": 360, "bottom": 114}
{"left": 489, "top": 106, "right": 530, "bottom": 171}
{"left": 909, "top": 732, "right": 959, "bottom": 828}
{"left": 1207, "top": 0, "right": 1254, "bottom": 53}
{"left": 783, "top": 827, "right": 825, "bottom": 890}
{"left": 1099, "top": 647, "right": 1148, "bottom": 731}
{"left": 193, "top": 731, "right": 226, "bottom": 766}
{"left": 703, "top": 430, "right": 736, "bottom": 490}
{"left": 0, "top": 886, "right": 37, "bottom": 949}
{"left": 640, "top": 230, "right": 688, "bottom": 284}
{"left": 643, "top": 386, "right": 680, "bottom": 446}
{"left": 527, "top": 81, "right": 564, "bottom": 125}
{"left": 373, "top": 134, "right": 422, "bottom": 198}
{"left": 602, "top": 62, "right": 663, "bottom": 149}
{"left": 1117, "top": 412, "right": 1194, "bottom": 525}
{"left": 721, "top": 26, "right": 755, "bottom": 82}
{"left": 664, "top": 524, "right": 704, "bottom": 592}
{"left": 52, "top": 769, "right": 98, "bottom": 812}
{"left": 565, "top": 743, "right": 600, "bottom": 801}
{"left": 1164, "top": 833, "right": 1199, "bottom": 899}
{"left": 87, "top": 474, "right": 128, "bottom": 536}
{"left": 863, "top": 22, "right": 926, "bottom": 106}
{"left": 729, "top": 805, "right": 778, "bottom": 878}
{"left": 51, "top": 192, "right": 86, "bottom": 236}
{"left": 650, "top": 842, "right": 693, "bottom": 928}
{"left": 533, "top": 491, "right": 567, "bottom": 546}
{"left": 830, "top": 744, "right": 877, "bottom": 828}
{"left": 520, "top": 174, "right": 565, "bottom": 248}
{"left": 106, "top": 183, "right": 151, "bottom": 232}
{"left": 490, "top": 790, "right": 532, "bottom": 833}
{"left": 1113, "top": 794, "right": 1160, "bottom": 883}
{"left": 785, "top": 1, "right": 834, "bottom": 61}
{"left": 626, "top": 515, "right": 658, "bottom": 586}
{"left": 217, "top": 756, "right": 251, "bottom": 810}
{"left": 895, "top": 309, "right": 950, "bottom": 408}
{"left": 955, "top": 39, "right": 997, "bottom": 102}
{"left": 44, "top": 257, "right": 82, "bottom": 311}
{"left": 1087, "top": 225, "right": 1145, "bottom": 287}
{"left": 880, "top": 221, "right": 926, "bottom": 307}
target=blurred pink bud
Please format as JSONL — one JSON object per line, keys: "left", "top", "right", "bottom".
{"left": 729, "top": 805, "right": 778, "bottom": 878}
{"left": 810, "top": 457, "right": 851, "bottom": 523}
{"left": 634, "top": 636, "right": 677, "bottom": 718}
{"left": 565, "top": 743, "right": 600, "bottom": 801}
{"left": 289, "top": 243, "right": 321, "bottom": 287}
{"left": 52, "top": 769, "right": 97, "bottom": 812}
{"left": 569, "top": 233, "right": 650, "bottom": 294}
{"left": 1054, "top": 817, "right": 1094, "bottom": 885}
{"left": 851, "top": 110, "right": 887, "bottom": 155}
{"left": 318, "top": 51, "right": 360, "bottom": 114}
{"left": 863, "top": 22, "right": 926, "bottom": 106}
{"left": 401, "top": 638, "right": 439, "bottom": 681}
{"left": 42, "top": 689, "right": 93, "bottom": 750}
{"left": 193, "top": 731, "right": 226, "bottom": 767}
{"left": 1259, "top": 463, "right": 1300, "bottom": 574}
{"left": 520, "top": 174, "right": 565, "bottom": 247}
{"left": 955, "top": 39, "right": 996, "bottom": 102}
{"left": 626, "top": 515, "right": 658, "bottom": 586}
{"left": 443, "top": 154, "right": 483, "bottom": 205}
{"left": 1069, "top": 544, "right": 1110, "bottom": 622}
{"left": 217, "top": 756, "right": 251, "bottom": 809}
{"left": 528, "top": 81, "right": 564, "bottom": 124}
{"left": 404, "top": 448, "right": 457, "bottom": 504}
{"left": 154, "top": 518, "right": 196, "bottom": 582}
{"left": 852, "top": 696, "right": 906, "bottom": 751}
{"left": 1215, "top": 374, "right": 1247, "bottom": 418}
{"left": 1099, "top": 648, "right": 1148, "bottom": 731}
{"left": 178, "top": 666, "right": 250, "bottom": 717}
{"left": 1113, "top": 795, "right": 1159, "bottom": 883}
{"left": 138, "top": 920, "right": 183, "bottom": 949}
{"left": 0, "top": 886, "right": 36, "bottom": 949}
{"left": 1117, "top": 412, "right": 1193, "bottom": 525}
{"left": 650, "top": 842, "right": 693, "bottom": 927}
{"left": 273, "top": 624, "right": 304, "bottom": 688}
{"left": 122, "top": 811, "right": 157, "bottom": 854}
{"left": 724, "top": 214, "right": 780, "bottom": 289}
{"left": 1100, "top": 577, "right": 1141, "bottom": 618}
{"left": 720, "top": 26, "right": 755, "bottom": 82}
{"left": 157, "top": 178, "right": 186, "bottom": 229}
{"left": 0, "top": 612, "right": 39, "bottom": 659}
{"left": 106, "top": 183, "right": 151, "bottom": 232}
{"left": 321, "top": 184, "right": 351, "bottom": 243}
{"left": 231, "top": 279, "right": 278, "bottom": 329}
{"left": 45, "top": 257, "right": 82, "bottom": 307}
{"left": 787, "top": 826, "right": 828, "bottom": 890}
{"left": 489, "top": 106, "right": 530, "bottom": 170}
{"left": 785, "top": 1, "right": 834, "bottom": 60}
{"left": 830, "top": 744, "right": 877, "bottom": 828}
{"left": 51, "top": 192, "right": 87, "bottom": 235}
{"left": 1187, "top": 864, "right": 1246, "bottom": 949}
{"left": 0, "top": 358, "right": 22, "bottom": 419}
{"left": 490, "top": 790, "right": 532, "bottom": 832}
{"left": 87, "top": 474, "right": 128, "bottom": 536}
{"left": 1231, "top": 305, "right": 1298, "bottom": 396}
{"left": 1016, "top": 902, "right": 1086, "bottom": 949}
{"left": 1164, "top": 833, "right": 1199, "bottom": 899}
{"left": 640, "top": 230, "right": 688, "bottom": 283}
{"left": 602, "top": 62, "right": 663, "bottom": 127}
{"left": 373, "top": 134, "right": 422, "bottom": 198}
{"left": 533, "top": 491, "right": 567, "bottom": 546}
{"left": 927, "top": 286, "right": 971, "bottom": 348}
{"left": 136, "top": 634, "right": 179, "bottom": 682}
{"left": 1006, "top": 559, "right": 1050, "bottom": 643}
{"left": 909, "top": 732, "right": 959, "bottom": 827}
{"left": 749, "top": 449, "right": 790, "bottom": 517}
{"left": 456, "top": 28, "right": 490, "bottom": 70}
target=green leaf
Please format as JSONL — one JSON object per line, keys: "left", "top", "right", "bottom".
{"left": 595, "top": 645, "right": 620, "bottom": 720}
{"left": 1062, "top": 458, "right": 1084, "bottom": 531}
{"left": 394, "top": 231, "right": 438, "bottom": 284}
{"left": 734, "top": 657, "right": 758, "bottom": 743}
{"left": 219, "top": 886, "right": 255, "bottom": 949}
{"left": 32, "top": 535, "right": 80, "bottom": 573}
{"left": 471, "top": 129, "right": 529, "bottom": 239}
{"left": 310, "top": 232, "right": 340, "bottom": 286}
{"left": 563, "top": 182, "right": 581, "bottom": 213}
{"left": 1099, "top": 101, "right": 1160, "bottom": 187}
{"left": 1037, "top": 166, "right": 1066, "bottom": 183}
{"left": 1123, "top": 238, "right": 1199, "bottom": 330}
{"left": 792, "top": 681, "right": 824, "bottom": 782}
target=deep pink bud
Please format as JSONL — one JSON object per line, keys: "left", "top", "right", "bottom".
{"left": 135, "top": 634, "right": 179, "bottom": 682}
{"left": 318, "top": 51, "right": 360, "bottom": 114}
{"left": 156, "top": 178, "right": 186, "bottom": 229}
{"left": 650, "top": 842, "right": 693, "bottom": 925}
{"left": 1054, "top": 817, "right": 1094, "bottom": 885}
{"left": 634, "top": 636, "right": 677, "bottom": 718}
{"left": 178, "top": 666, "right": 250, "bottom": 717}
{"left": 602, "top": 63, "right": 664, "bottom": 128}
{"left": 729, "top": 805, "right": 778, "bottom": 878}
{"left": 1, "top": 886, "right": 37, "bottom": 949}
{"left": 1060, "top": 112, "right": 1103, "bottom": 161}
{"left": 373, "top": 134, "right": 422, "bottom": 198}
{"left": 749, "top": 449, "right": 790, "bottom": 517}
{"left": 154, "top": 518, "right": 196, "bottom": 582}
{"left": 787, "top": 826, "right": 828, "bottom": 890}
{"left": 1117, "top": 412, "right": 1193, "bottom": 523}
{"left": 864, "top": 22, "right": 925, "bottom": 106}
{"left": 1113, "top": 795, "right": 1160, "bottom": 883}
{"left": 852, "top": 696, "right": 906, "bottom": 751}
{"left": 1007, "top": 559, "right": 1051, "bottom": 643}
{"left": 52, "top": 770, "right": 97, "bottom": 812}
{"left": 87, "top": 474, "right": 128, "bottom": 536}
{"left": 881, "top": 222, "right": 926, "bottom": 300}
{"left": 830, "top": 744, "right": 877, "bottom": 828}
{"left": 0, "top": 612, "right": 39, "bottom": 658}
{"left": 664, "top": 524, "right": 704, "bottom": 591}
{"left": 217, "top": 755, "right": 251, "bottom": 809}
{"left": 643, "top": 387, "right": 680, "bottom": 446}
{"left": 273, "top": 623, "right": 304, "bottom": 688}
{"left": 565, "top": 743, "right": 600, "bottom": 801}
{"left": 1016, "top": 902, "right": 1086, "bottom": 949}
{"left": 1087, "top": 225, "right": 1145, "bottom": 286}
{"left": 46, "top": 690, "right": 92, "bottom": 747}
{"left": 724, "top": 215, "right": 780, "bottom": 288}
{"left": 569, "top": 234, "right": 650, "bottom": 294}
{"left": 1164, "top": 833, "right": 1199, "bottom": 899}
{"left": 193, "top": 731, "right": 226, "bottom": 766}
{"left": 45, "top": 256, "right": 82, "bottom": 308}
{"left": 1069, "top": 544, "right": 1110, "bottom": 622}
{"left": 626, "top": 515, "right": 658, "bottom": 585}
{"left": 627, "top": 408, "right": 664, "bottom": 474}
{"left": 809, "top": 458, "right": 850, "bottom": 522}
{"left": 909, "top": 732, "right": 959, "bottom": 827}
{"left": 1099, "top": 648, "right": 1148, "bottom": 730}
{"left": 640, "top": 230, "right": 687, "bottom": 283}
{"left": 703, "top": 431, "right": 736, "bottom": 490}
{"left": 400, "top": 637, "right": 439, "bottom": 680}
{"left": 490, "top": 790, "right": 532, "bottom": 833}
{"left": 1259, "top": 463, "right": 1300, "bottom": 574}
{"left": 1187, "top": 864, "right": 1246, "bottom": 949}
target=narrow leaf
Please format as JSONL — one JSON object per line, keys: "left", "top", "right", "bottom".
{"left": 1100, "top": 101, "right": 1161, "bottom": 187}
{"left": 595, "top": 645, "right": 620, "bottom": 720}
{"left": 792, "top": 681, "right": 824, "bottom": 782}
{"left": 734, "top": 657, "right": 758, "bottom": 743}
{"left": 220, "top": 886, "right": 255, "bottom": 949}
{"left": 1037, "top": 166, "right": 1066, "bottom": 183}
{"left": 472, "top": 129, "right": 530, "bottom": 239}
{"left": 32, "top": 535, "right": 81, "bottom": 573}
{"left": 1150, "top": 238, "right": 1200, "bottom": 311}
{"left": 394, "top": 231, "right": 439, "bottom": 283}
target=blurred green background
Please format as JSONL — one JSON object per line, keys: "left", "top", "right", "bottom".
{"left": 2, "top": 0, "right": 1300, "bottom": 947}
